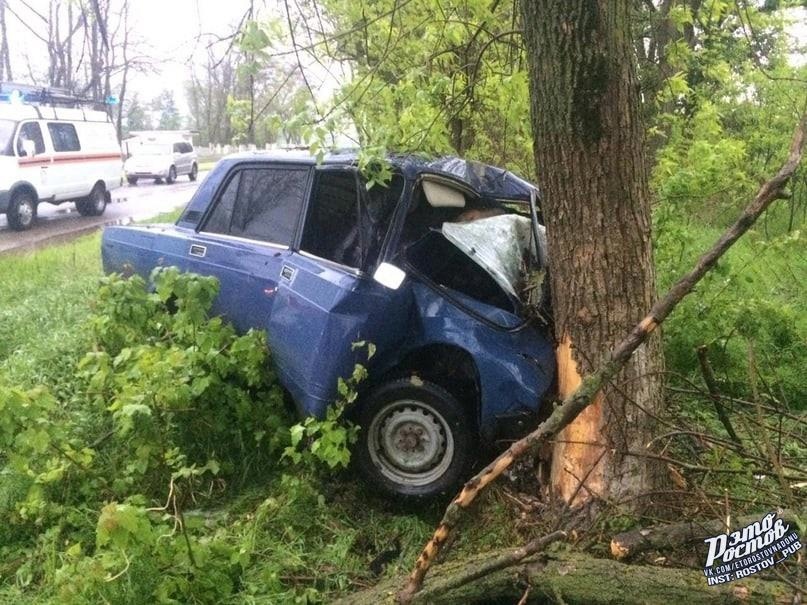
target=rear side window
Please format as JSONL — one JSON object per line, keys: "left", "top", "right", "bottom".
{"left": 17, "top": 122, "right": 46, "bottom": 155}
{"left": 47, "top": 123, "right": 81, "bottom": 152}
{"left": 203, "top": 166, "right": 308, "bottom": 246}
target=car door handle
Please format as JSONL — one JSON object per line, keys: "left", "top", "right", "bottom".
{"left": 189, "top": 244, "right": 207, "bottom": 258}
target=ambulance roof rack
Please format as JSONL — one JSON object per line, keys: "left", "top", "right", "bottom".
{"left": 0, "top": 82, "right": 117, "bottom": 110}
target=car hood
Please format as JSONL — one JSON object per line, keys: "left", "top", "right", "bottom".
{"left": 441, "top": 214, "right": 548, "bottom": 301}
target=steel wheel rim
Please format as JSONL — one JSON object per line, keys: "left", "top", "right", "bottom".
{"left": 17, "top": 199, "right": 33, "bottom": 225}
{"left": 368, "top": 399, "right": 454, "bottom": 487}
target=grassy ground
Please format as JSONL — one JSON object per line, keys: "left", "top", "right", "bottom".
{"left": 0, "top": 213, "right": 523, "bottom": 604}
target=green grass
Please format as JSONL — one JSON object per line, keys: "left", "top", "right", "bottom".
{"left": 0, "top": 210, "right": 522, "bottom": 604}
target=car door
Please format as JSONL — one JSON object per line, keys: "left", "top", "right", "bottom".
{"left": 15, "top": 121, "right": 54, "bottom": 200}
{"left": 177, "top": 163, "right": 311, "bottom": 334}
{"left": 46, "top": 122, "right": 84, "bottom": 197}
{"left": 268, "top": 166, "right": 413, "bottom": 416}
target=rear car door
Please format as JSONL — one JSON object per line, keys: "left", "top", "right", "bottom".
{"left": 179, "top": 163, "right": 311, "bottom": 332}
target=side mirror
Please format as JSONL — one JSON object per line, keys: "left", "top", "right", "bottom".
{"left": 373, "top": 262, "right": 406, "bottom": 290}
{"left": 21, "top": 139, "right": 36, "bottom": 157}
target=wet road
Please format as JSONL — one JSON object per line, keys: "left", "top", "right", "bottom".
{"left": 0, "top": 174, "right": 207, "bottom": 255}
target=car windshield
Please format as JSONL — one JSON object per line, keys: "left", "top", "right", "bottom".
{"left": 0, "top": 119, "right": 16, "bottom": 156}
{"left": 132, "top": 144, "right": 169, "bottom": 156}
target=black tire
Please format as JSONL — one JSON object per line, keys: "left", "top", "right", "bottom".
{"left": 189, "top": 163, "right": 198, "bottom": 181}
{"left": 7, "top": 190, "right": 37, "bottom": 231}
{"left": 166, "top": 166, "right": 177, "bottom": 184}
{"left": 76, "top": 184, "right": 107, "bottom": 217}
{"left": 355, "top": 378, "right": 475, "bottom": 499}
{"left": 127, "top": 176, "right": 138, "bottom": 186}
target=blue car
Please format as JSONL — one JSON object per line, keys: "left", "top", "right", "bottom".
{"left": 102, "top": 151, "right": 556, "bottom": 498}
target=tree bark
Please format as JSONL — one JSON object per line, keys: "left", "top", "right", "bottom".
{"left": 520, "top": 0, "right": 665, "bottom": 508}
{"left": 610, "top": 510, "right": 802, "bottom": 560}
{"left": 347, "top": 550, "right": 796, "bottom": 605}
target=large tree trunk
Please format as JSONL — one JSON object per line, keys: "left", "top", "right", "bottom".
{"left": 520, "top": 0, "right": 665, "bottom": 507}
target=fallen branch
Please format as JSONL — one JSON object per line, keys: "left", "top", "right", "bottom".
{"left": 697, "top": 345, "right": 744, "bottom": 451}
{"left": 409, "top": 530, "right": 566, "bottom": 603}
{"left": 396, "top": 116, "right": 806, "bottom": 603}
{"left": 344, "top": 550, "right": 797, "bottom": 604}
{"left": 610, "top": 510, "right": 802, "bottom": 561}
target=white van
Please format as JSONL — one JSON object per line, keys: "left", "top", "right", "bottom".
{"left": 123, "top": 133, "right": 198, "bottom": 185}
{"left": 0, "top": 86, "right": 123, "bottom": 231}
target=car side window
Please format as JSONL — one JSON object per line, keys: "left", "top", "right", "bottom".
{"left": 16, "top": 122, "right": 46, "bottom": 156}
{"left": 47, "top": 123, "right": 81, "bottom": 152}
{"left": 202, "top": 166, "right": 308, "bottom": 246}
{"left": 301, "top": 170, "right": 363, "bottom": 269}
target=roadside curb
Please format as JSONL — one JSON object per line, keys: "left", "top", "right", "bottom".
{"left": 0, "top": 215, "right": 137, "bottom": 257}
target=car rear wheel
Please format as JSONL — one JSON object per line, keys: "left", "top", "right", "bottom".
{"left": 189, "top": 163, "right": 198, "bottom": 181}
{"left": 127, "top": 176, "right": 138, "bottom": 186}
{"left": 76, "top": 184, "right": 107, "bottom": 217}
{"left": 7, "top": 190, "right": 37, "bottom": 231}
{"left": 355, "top": 378, "right": 475, "bottom": 499}
{"left": 166, "top": 166, "right": 177, "bottom": 184}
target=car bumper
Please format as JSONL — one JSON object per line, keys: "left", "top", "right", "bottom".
{"left": 126, "top": 170, "right": 168, "bottom": 179}
{"left": 0, "top": 190, "right": 9, "bottom": 213}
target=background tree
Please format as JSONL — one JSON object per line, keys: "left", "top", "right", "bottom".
{"left": 0, "top": 0, "right": 11, "bottom": 81}
{"left": 153, "top": 89, "right": 182, "bottom": 130}
{"left": 122, "top": 93, "right": 150, "bottom": 135}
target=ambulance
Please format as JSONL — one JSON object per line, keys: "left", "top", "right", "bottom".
{"left": 0, "top": 83, "right": 123, "bottom": 231}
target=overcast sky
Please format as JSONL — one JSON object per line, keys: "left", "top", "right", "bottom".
{"left": 3, "top": 0, "right": 342, "bottom": 114}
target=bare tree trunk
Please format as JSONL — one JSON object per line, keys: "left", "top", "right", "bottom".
{"left": 0, "top": 0, "right": 11, "bottom": 81}
{"left": 520, "top": 0, "right": 665, "bottom": 509}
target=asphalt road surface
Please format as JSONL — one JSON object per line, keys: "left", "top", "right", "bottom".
{"left": 0, "top": 173, "right": 207, "bottom": 255}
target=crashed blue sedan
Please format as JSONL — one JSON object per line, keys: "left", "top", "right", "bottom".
{"left": 101, "top": 151, "right": 555, "bottom": 498}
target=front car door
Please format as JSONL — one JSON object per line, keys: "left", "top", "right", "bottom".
{"left": 269, "top": 166, "right": 412, "bottom": 418}
{"left": 15, "top": 121, "right": 54, "bottom": 200}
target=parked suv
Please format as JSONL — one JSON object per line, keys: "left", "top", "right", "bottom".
{"left": 124, "top": 139, "right": 198, "bottom": 185}
{"left": 102, "top": 151, "right": 555, "bottom": 499}
{"left": 0, "top": 83, "right": 123, "bottom": 231}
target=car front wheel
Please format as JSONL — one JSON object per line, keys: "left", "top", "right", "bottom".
{"left": 189, "top": 163, "right": 198, "bottom": 181}
{"left": 355, "top": 378, "right": 474, "bottom": 499}
{"left": 7, "top": 190, "right": 37, "bottom": 231}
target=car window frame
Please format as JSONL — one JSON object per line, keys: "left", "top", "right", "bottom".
{"left": 298, "top": 165, "right": 369, "bottom": 273}
{"left": 46, "top": 121, "right": 81, "bottom": 152}
{"left": 197, "top": 162, "right": 313, "bottom": 251}
{"left": 15, "top": 120, "right": 47, "bottom": 156}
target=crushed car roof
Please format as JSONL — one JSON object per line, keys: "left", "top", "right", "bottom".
{"left": 220, "top": 149, "right": 538, "bottom": 202}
